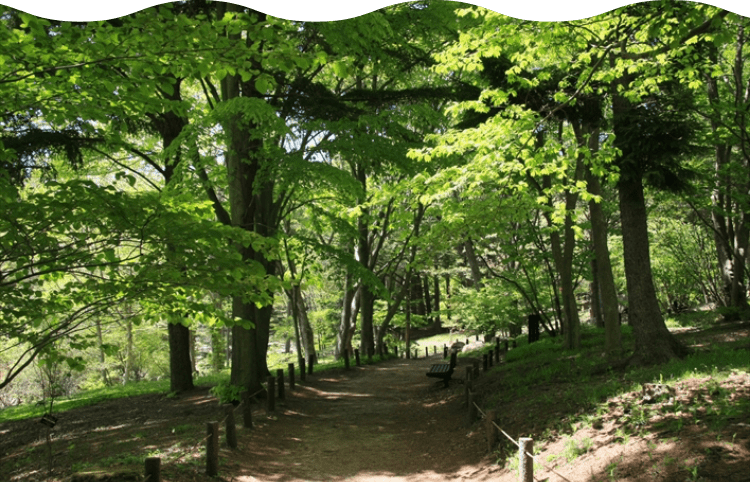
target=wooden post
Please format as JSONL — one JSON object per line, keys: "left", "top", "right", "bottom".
{"left": 394, "top": 346, "right": 398, "bottom": 358}
{"left": 482, "top": 353, "right": 488, "bottom": 372}
{"left": 519, "top": 437, "right": 534, "bottom": 482}
{"left": 443, "top": 345, "right": 448, "bottom": 358}
{"left": 344, "top": 349, "right": 350, "bottom": 369}
{"left": 504, "top": 339, "right": 509, "bottom": 352}
{"left": 476, "top": 334, "right": 479, "bottom": 341}
{"left": 355, "top": 349, "right": 361, "bottom": 366}
{"left": 266, "top": 376, "right": 275, "bottom": 412}
{"left": 485, "top": 410, "right": 497, "bottom": 453}
{"left": 413, "top": 349, "right": 418, "bottom": 359}
{"left": 300, "top": 358, "right": 306, "bottom": 382}
{"left": 276, "top": 369, "right": 285, "bottom": 401}
{"left": 206, "top": 421, "right": 219, "bottom": 476}
{"left": 488, "top": 351, "right": 493, "bottom": 367}
{"left": 288, "top": 363, "right": 295, "bottom": 391}
{"left": 307, "top": 357, "right": 313, "bottom": 375}
{"left": 426, "top": 347, "right": 429, "bottom": 358}
{"left": 466, "top": 338, "right": 469, "bottom": 345}
{"left": 466, "top": 391, "right": 477, "bottom": 427}
{"left": 433, "top": 346, "right": 436, "bottom": 354}
{"left": 495, "top": 344, "right": 500, "bottom": 363}
{"left": 242, "top": 391, "right": 252, "bottom": 429}
{"left": 144, "top": 457, "right": 161, "bottom": 482}
{"left": 464, "top": 367, "right": 472, "bottom": 406}
{"left": 223, "top": 404, "right": 237, "bottom": 449}
{"left": 472, "top": 360, "right": 480, "bottom": 379}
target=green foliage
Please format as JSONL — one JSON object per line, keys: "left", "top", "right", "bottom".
{"left": 209, "top": 381, "right": 244, "bottom": 405}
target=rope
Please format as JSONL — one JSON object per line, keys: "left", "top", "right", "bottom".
{"left": 163, "top": 386, "right": 267, "bottom": 468}
{"left": 472, "top": 400, "right": 575, "bottom": 482}
{"left": 160, "top": 431, "right": 214, "bottom": 468}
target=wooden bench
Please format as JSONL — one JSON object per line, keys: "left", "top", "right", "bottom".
{"left": 426, "top": 351, "right": 457, "bottom": 388}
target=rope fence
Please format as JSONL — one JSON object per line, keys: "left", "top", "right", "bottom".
{"left": 138, "top": 366, "right": 290, "bottom": 481}
{"left": 138, "top": 334, "right": 571, "bottom": 482}
{"left": 459, "top": 339, "right": 576, "bottom": 482}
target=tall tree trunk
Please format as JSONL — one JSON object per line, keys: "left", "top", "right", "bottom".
{"left": 584, "top": 125, "right": 622, "bottom": 357}
{"left": 422, "top": 275, "right": 432, "bottom": 323}
{"left": 433, "top": 273, "right": 441, "bottom": 325}
{"left": 590, "top": 257, "right": 603, "bottom": 327}
{"left": 336, "top": 269, "right": 356, "bottom": 359}
{"left": 95, "top": 319, "right": 110, "bottom": 386}
{"left": 124, "top": 318, "right": 134, "bottom": 385}
{"left": 219, "top": 3, "right": 277, "bottom": 394}
{"left": 618, "top": 174, "right": 689, "bottom": 365}
{"left": 705, "top": 39, "right": 750, "bottom": 319}
{"left": 294, "top": 286, "right": 317, "bottom": 365}
{"left": 356, "top": 162, "right": 375, "bottom": 358}
{"left": 167, "top": 321, "right": 193, "bottom": 391}
{"left": 609, "top": 54, "right": 690, "bottom": 365}
{"left": 463, "top": 238, "right": 483, "bottom": 291}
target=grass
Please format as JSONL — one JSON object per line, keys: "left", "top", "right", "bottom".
{"left": 426, "top": 313, "right": 748, "bottom": 478}
{"left": 0, "top": 351, "right": 399, "bottom": 423}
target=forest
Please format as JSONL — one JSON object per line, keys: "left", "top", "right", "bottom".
{"left": 1, "top": 0, "right": 749, "bottom": 410}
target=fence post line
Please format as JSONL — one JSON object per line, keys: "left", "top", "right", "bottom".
{"left": 443, "top": 345, "right": 448, "bottom": 359}
{"left": 495, "top": 344, "right": 500, "bottom": 363}
{"left": 276, "top": 368, "right": 285, "bottom": 401}
{"left": 299, "top": 358, "right": 306, "bottom": 382}
{"left": 307, "top": 357, "right": 314, "bottom": 375}
{"left": 223, "top": 404, "right": 237, "bottom": 449}
{"left": 483, "top": 353, "right": 488, "bottom": 372}
{"left": 242, "top": 391, "right": 253, "bottom": 429}
{"left": 266, "top": 376, "right": 276, "bottom": 412}
{"left": 488, "top": 351, "right": 493, "bottom": 367}
{"left": 433, "top": 345, "right": 436, "bottom": 355}
{"left": 394, "top": 346, "right": 398, "bottom": 358}
{"left": 144, "top": 457, "right": 161, "bottom": 482}
{"left": 519, "top": 437, "right": 534, "bottom": 482}
{"left": 355, "top": 349, "right": 361, "bottom": 366}
{"left": 288, "top": 363, "right": 295, "bottom": 391}
{"left": 485, "top": 410, "right": 497, "bottom": 453}
{"left": 504, "top": 339, "right": 509, "bottom": 352}
{"left": 344, "top": 349, "right": 351, "bottom": 369}
{"left": 466, "top": 391, "right": 477, "bottom": 427}
{"left": 472, "top": 360, "right": 480, "bottom": 379}
{"left": 206, "top": 421, "right": 219, "bottom": 476}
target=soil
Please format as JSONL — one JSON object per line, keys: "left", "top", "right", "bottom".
{"left": 0, "top": 355, "right": 496, "bottom": 482}
{"left": 2, "top": 326, "right": 750, "bottom": 482}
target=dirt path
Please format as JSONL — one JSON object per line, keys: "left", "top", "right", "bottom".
{"left": 223, "top": 355, "right": 498, "bottom": 482}
{"left": 0, "top": 354, "right": 499, "bottom": 482}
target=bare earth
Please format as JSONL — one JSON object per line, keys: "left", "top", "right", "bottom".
{"left": 2, "top": 328, "right": 750, "bottom": 482}
{"left": 0, "top": 354, "right": 497, "bottom": 482}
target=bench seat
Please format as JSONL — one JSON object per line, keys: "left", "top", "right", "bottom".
{"left": 426, "top": 351, "right": 457, "bottom": 388}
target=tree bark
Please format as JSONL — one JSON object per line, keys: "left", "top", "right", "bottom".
{"left": 618, "top": 173, "right": 689, "bottom": 365}
{"left": 583, "top": 126, "right": 622, "bottom": 357}
{"left": 294, "top": 286, "right": 317, "bottom": 365}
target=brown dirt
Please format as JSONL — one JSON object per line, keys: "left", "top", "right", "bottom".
{"left": 0, "top": 355, "right": 497, "bottom": 482}
{"left": 2, "top": 325, "right": 750, "bottom": 482}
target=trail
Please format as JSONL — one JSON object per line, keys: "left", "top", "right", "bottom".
{"left": 224, "top": 354, "right": 499, "bottom": 482}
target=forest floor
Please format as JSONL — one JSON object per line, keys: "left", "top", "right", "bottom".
{"left": 1, "top": 322, "right": 750, "bottom": 482}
